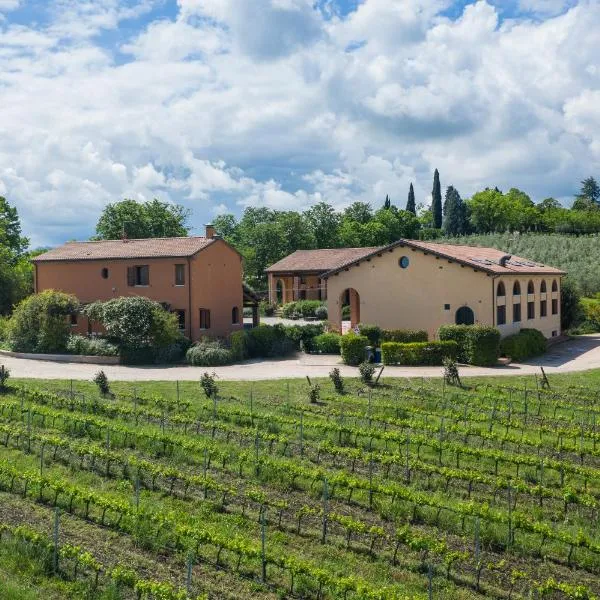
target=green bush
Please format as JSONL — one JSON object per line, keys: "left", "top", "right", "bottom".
{"left": 500, "top": 329, "right": 547, "bottom": 362}
{"left": 359, "top": 361, "right": 376, "bottom": 384}
{"left": 66, "top": 335, "right": 119, "bottom": 357}
{"left": 315, "top": 305, "right": 328, "bottom": 320}
{"left": 438, "top": 324, "right": 500, "bottom": 366}
{"left": 282, "top": 323, "right": 324, "bottom": 352}
{"left": 358, "top": 324, "right": 382, "bottom": 347}
{"left": 342, "top": 305, "right": 351, "bottom": 320}
{"left": 186, "top": 339, "right": 234, "bottom": 366}
{"left": 381, "top": 329, "right": 428, "bottom": 344}
{"left": 312, "top": 333, "right": 341, "bottom": 354}
{"left": 229, "top": 330, "right": 249, "bottom": 361}
{"left": 153, "top": 335, "right": 191, "bottom": 364}
{"left": 8, "top": 290, "right": 79, "bottom": 353}
{"left": 246, "top": 325, "right": 296, "bottom": 358}
{"left": 381, "top": 341, "right": 459, "bottom": 366}
{"left": 282, "top": 300, "right": 325, "bottom": 319}
{"left": 340, "top": 333, "right": 369, "bottom": 366}
{"left": 0, "top": 316, "right": 9, "bottom": 342}
{"left": 259, "top": 301, "right": 276, "bottom": 317}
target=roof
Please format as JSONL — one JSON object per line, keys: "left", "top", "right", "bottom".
{"left": 32, "top": 237, "right": 217, "bottom": 262}
{"left": 265, "top": 247, "right": 382, "bottom": 274}
{"left": 322, "top": 239, "right": 567, "bottom": 278}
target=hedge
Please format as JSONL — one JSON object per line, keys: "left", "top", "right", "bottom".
{"left": 187, "top": 340, "right": 234, "bottom": 366}
{"left": 381, "top": 329, "right": 428, "bottom": 344}
{"left": 500, "top": 328, "right": 547, "bottom": 362}
{"left": 281, "top": 300, "right": 325, "bottom": 318}
{"left": 340, "top": 333, "right": 369, "bottom": 366}
{"left": 312, "top": 333, "right": 342, "bottom": 354}
{"left": 229, "top": 330, "right": 249, "bottom": 361}
{"left": 438, "top": 324, "right": 500, "bottom": 366}
{"left": 381, "top": 341, "right": 459, "bottom": 366}
{"left": 282, "top": 323, "right": 325, "bottom": 351}
{"left": 358, "top": 324, "right": 382, "bottom": 347}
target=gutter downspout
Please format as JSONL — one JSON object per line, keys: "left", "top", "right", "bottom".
{"left": 187, "top": 257, "right": 193, "bottom": 340}
{"left": 492, "top": 275, "right": 498, "bottom": 328}
{"left": 34, "top": 263, "right": 38, "bottom": 294}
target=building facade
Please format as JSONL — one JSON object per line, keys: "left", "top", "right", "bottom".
{"left": 33, "top": 228, "right": 249, "bottom": 340}
{"left": 321, "top": 240, "right": 564, "bottom": 340}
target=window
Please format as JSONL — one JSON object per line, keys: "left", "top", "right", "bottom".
{"left": 513, "top": 302, "right": 521, "bottom": 323}
{"left": 552, "top": 299, "right": 558, "bottom": 315}
{"left": 527, "top": 280, "right": 535, "bottom": 294}
{"left": 175, "top": 264, "right": 185, "bottom": 286}
{"left": 174, "top": 310, "right": 185, "bottom": 330}
{"left": 444, "top": 304, "right": 450, "bottom": 311}
{"left": 513, "top": 281, "right": 521, "bottom": 296}
{"left": 101, "top": 268, "right": 109, "bottom": 279}
{"left": 497, "top": 305, "right": 506, "bottom": 325}
{"left": 232, "top": 306, "right": 240, "bottom": 324}
{"left": 552, "top": 330, "right": 558, "bottom": 337}
{"left": 497, "top": 282, "right": 505, "bottom": 297}
{"left": 527, "top": 301, "right": 535, "bottom": 320}
{"left": 552, "top": 280, "right": 558, "bottom": 292}
{"left": 455, "top": 306, "right": 474, "bottom": 325}
{"left": 399, "top": 256, "right": 410, "bottom": 269}
{"left": 127, "top": 265, "right": 149, "bottom": 286}
{"left": 540, "top": 300, "right": 547, "bottom": 317}
{"left": 70, "top": 313, "right": 78, "bottom": 326}
{"left": 199, "top": 309, "right": 211, "bottom": 330}
{"left": 541, "top": 280, "right": 547, "bottom": 293}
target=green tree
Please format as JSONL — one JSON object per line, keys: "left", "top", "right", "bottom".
{"left": 560, "top": 278, "right": 581, "bottom": 330}
{"left": 343, "top": 202, "right": 373, "bottom": 225}
{"left": 0, "top": 197, "right": 29, "bottom": 257}
{"left": 95, "top": 199, "right": 191, "bottom": 240}
{"left": 579, "top": 176, "right": 600, "bottom": 203}
{"left": 406, "top": 183, "right": 416, "bottom": 214}
{"left": 383, "top": 194, "right": 391, "bottom": 209}
{"left": 467, "top": 188, "right": 508, "bottom": 233}
{"left": 443, "top": 186, "right": 467, "bottom": 236}
{"left": 432, "top": 169, "right": 442, "bottom": 229}
{"left": 304, "top": 202, "right": 341, "bottom": 248}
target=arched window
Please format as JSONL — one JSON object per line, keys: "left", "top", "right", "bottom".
{"left": 101, "top": 268, "right": 109, "bottom": 279}
{"left": 541, "top": 280, "right": 547, "bottom": 293}
{"left": 513, "top": 281, "right": 521, "bottom": 295}
{"left": 497, "top": 282, "right": 505, "bottom": 297}
{"left": 231, "top": 306, "right": 240, "bottom": 324}
{"left": 455, "top": 306, "right": 475, "bottom": 326}
{"left": 527, "top": 280, "right": 534, "bottom": 294}
{"left": 552, "top": 280, "right": 558, "bottom": 292}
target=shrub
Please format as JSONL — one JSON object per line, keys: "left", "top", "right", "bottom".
{"left": 308, "top": 382, "right": 320, "bottom": 404}
{"left": 329, "top": 368, "right": 344, "bottom": 394}
{"left": 282, "top": 300, "right": 325, "bottom": 319}
{"left": 500, "top": 329, "right": 547, "bottom": 362}
{"left": 340, "top": 333, "right": 369, "bottom": 366}
{"left": 312, "top": 333, "right": 341, "bottom": 354}
{"left": 8, "top": 290, "right": 79, "bottom": 353}
{"left": 381, "top": 341, "right": 459, "bottom": 366}
{"left": 443, "top": 358, "right": 461, "bottom": 387}
{"left": 358, "top": 324, "right": 382, "bottom": 347}
{"left": 153, "top": 335, "right": 191, "bottom": 364}
{"left": 381, "top": 329, "right": 428, "bottom": 344}
{"left": 0, "top": 316, "right": 9, "bottom": 342}
{"left": 0, "top": 365, "right": 9, "bottom": 391}
{"left": 283, "top": 323, "right": 324, "bottom": 352}
{"left": 315, "top": 305, "right": 328, "bottom": 320}
{"left": 93, "top": 371, "right": 110, "bottom": 396}
{"left": 186, "top": 339, "right": 234, "bottom": 366}
{"left": 259, "top": 301, "right": 276, "bottom": 316}
{"left": 247, "top": 325, "right": 284, "bottom": 358}
{"left": 230, "top": 330, "right": 249, "bottom": 361}
{"left": 561, "top": 278, "right": 581, "bottom": 330}
{"left": 359, "top": 361, "right": 376, "bottom": 385}
{"left": 438, "top": 324, "right": 500, "bottom": 366}
{"left": 66, "top": 335, "right": 119, "bottom": 357}
{"left": 200, "top": 372, "right": 218, "bottom": 399}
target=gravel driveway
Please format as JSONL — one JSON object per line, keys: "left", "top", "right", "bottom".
{"left": 1, "top": 336, "right": 600, "bottom": 381}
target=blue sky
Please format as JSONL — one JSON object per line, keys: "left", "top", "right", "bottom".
{"left": 0, "top": 0, "right": 598, "bottom": 246}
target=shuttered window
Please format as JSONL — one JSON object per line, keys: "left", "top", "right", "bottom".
{"left": 199, "top": 309, "right": 211, "bottom": 330}
{"left": 175, "top": 264, "right": 185, "bottom": 286}
{"left": 127, "top": 265, "right": 149, "bottom": 286}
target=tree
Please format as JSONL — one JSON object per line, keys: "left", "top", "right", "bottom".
{"left": 579, "top": 176, "right": 600, "bottom": 203}
{"left": 0, "top": 197, "right": 28, "bottom": 257}
{"left": 383, "top": 195, "right": 391, "bottom": 210}
{"left": 304, "top": 202, "right": 341, "bottom": 248}
{"left": 95, "top": 199, "right": 191, "bottom": 240}
{"left": 537, "top": 197, "right": 561, "bottom": 212}
{"left": 8, "top": 290, "right": 79, "bottom": 353}
{"left": 443, "top": 186, "right": 467, "bottom": 236}
{"left": 432, "top": 169, "right": 442, "bottom": 229}
{"left": 560, "top": 278, "right": 581, "bottom": 330}
{"left": 467, "top": 189, "right": 508, "bottom": 233}
{"left": 406, "top": 183, "right": 416, "bottom": 215}
{"left": 343, "top": 202, "right": 373, "bottom": 225}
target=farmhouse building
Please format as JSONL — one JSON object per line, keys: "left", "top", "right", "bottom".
{"left": 269, "top": 240, "right": 565, "bottom": 340}
{"left": 32, "top": 227, "right": 256, "bottom": 340}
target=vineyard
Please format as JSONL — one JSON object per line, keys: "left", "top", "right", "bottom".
{"left": 1, "top": 374, "right": 600, "bottom": 599}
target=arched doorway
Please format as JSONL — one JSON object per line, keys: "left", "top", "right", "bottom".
{"left": 276, "top": 279, "right": 285, "bottom": 304}
{"left": 455, "top": 306, "right": 474, "bottom": 325}
{"left": 340, "top": 288, "right": 360, "bottom": 332}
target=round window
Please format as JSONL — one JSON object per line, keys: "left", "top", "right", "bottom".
{"left": 399, "top": 256, "right": 410, "bottom": 269}
{"left": 101, "top": 268, "right": 109, "bottom": 279}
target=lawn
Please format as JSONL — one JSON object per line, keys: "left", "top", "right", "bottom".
{"left": 0, "top": 369, "right": 600, "bottom": 599}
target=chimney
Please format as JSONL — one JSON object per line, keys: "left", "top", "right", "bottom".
{"left": 205, "top": 224, "right": 216, "bottom": 239}
{"left": 499, "top": 254, "right": 512, "bottom": 267}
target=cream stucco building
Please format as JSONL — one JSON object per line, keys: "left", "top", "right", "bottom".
{"left": 267, "top": 240, "right": 565, "bottom": 340}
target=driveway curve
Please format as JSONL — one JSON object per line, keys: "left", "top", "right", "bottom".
{"left": 2, "top": 335, "right": 600, "bottom": 382}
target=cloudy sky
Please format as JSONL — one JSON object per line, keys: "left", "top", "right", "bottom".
{"left": 0, "top": 0, "right": 599, "bottom": 246}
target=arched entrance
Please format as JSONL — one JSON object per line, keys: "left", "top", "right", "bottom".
{"left": 455, "top": 306, "right": 475, "bottom": 325}
{"left": 276, "top": 279, "right": 285, "bottom": 304}
{"left": 340, "top": 288, "right": 360, "bottom": 332}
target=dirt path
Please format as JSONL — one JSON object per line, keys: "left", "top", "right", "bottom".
{"left": 1, "top": 335, "right": 599, "bottom": 381}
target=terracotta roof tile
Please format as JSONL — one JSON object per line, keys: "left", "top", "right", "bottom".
{"left": 266, "top": 247, "right": 383, "bottom": 273}
{"left": 322, "top": 239, "right": 566, "bottom": 277}
{"left": 32, "top": 237, "right": 216, "bottom": 262}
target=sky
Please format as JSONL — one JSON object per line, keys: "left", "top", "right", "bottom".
{"left": 0, "top": 0, "right": 598, "bottom": 247}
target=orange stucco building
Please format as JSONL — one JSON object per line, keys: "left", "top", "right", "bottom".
{"left": 33, "top": 227, "right": 254, "bottom": 341}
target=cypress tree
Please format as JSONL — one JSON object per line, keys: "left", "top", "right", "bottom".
{"left": 432, "top": 169, "right": 442, "bottom": 228}
{"left": 384, "top": 194, "right": 391, "bottom": 209}
{"left": 443, "top": 186, "right": 467, "bottom": 236}
{"left": 406, "top": 183, "right": 416, "bottom": 214}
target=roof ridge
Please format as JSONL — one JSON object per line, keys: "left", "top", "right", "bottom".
{"left": 64, "top": 236, "right": 207, "bottom": 244}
